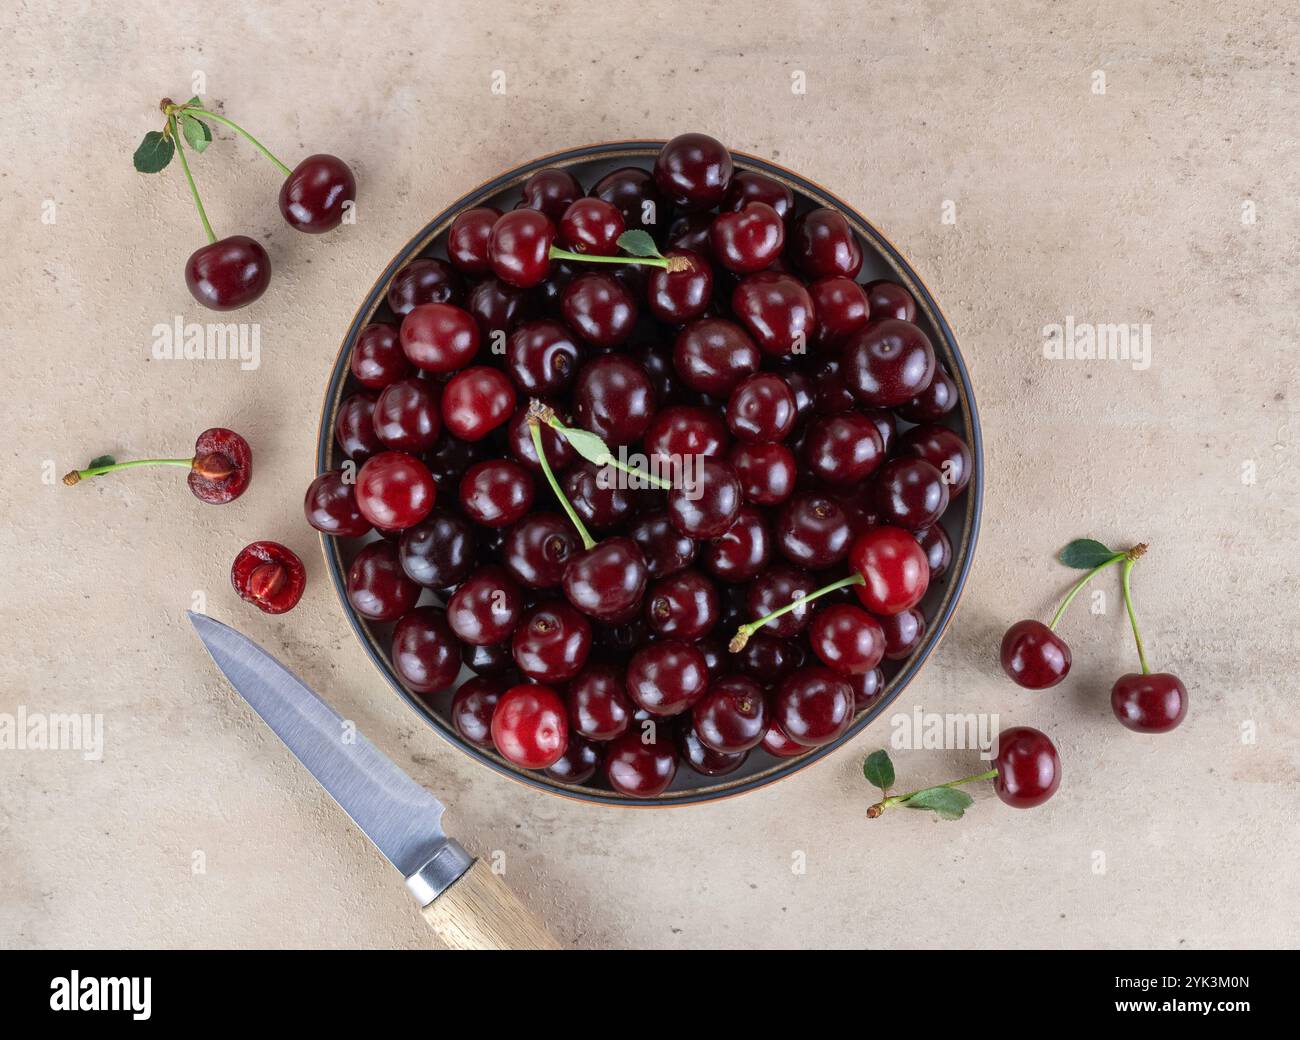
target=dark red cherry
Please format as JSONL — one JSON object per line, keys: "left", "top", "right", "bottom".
{"left": 863, "top": 279, "right": 917, "bottom": 322}
{"left": 387, "top": 258, "right": 464, "bottom": 316}
{"left": 667, "top": 211, "right": 714, "bottom": 256}
{"left": 489, "top": 209, "right": 557, "bottom": 288}
{"left": 790, "top": 208, "right": 862, "bottom": 279}
{"left": 567, "top": 662, "right": 633, "bottom": 741}
{"left": 399, "top": 303, "right": 479, "bottom": 373}
{"left": 849, "top": 526, "right": 929, "bottom": 616}
{"left": 232, "top": 541, "right": 306, "bottom": 615}
{"left": 802, "top": 412, "right": 885, "bottom": 485}
{"left": 335, "top": 393, "right": 383, "bottom": 463}
{"left": 898, "top": 367, "right": 958, "bottom": 422}
{"left": 629, "top": 510, "right": 697, "bottom": 579}
{"left": 590, "top": 166, "right": 668, "bottom": 234}
{"left": 605, "top": 728, "right": 677, "bottom": 798}
{"left": 809, "top": 276, "right": 870, "bottom": 347}
{"left": 626, "top": 639, "right": 709, "bottom": 716}
{"left": 573, "top": 354, "right": 655, "bottom": 446}
{"left": 723, "top": 170, "right": 795, "bottom": 223}
{"left": 391, "top": 607, "right": 461, "bottom": 694}
{"left": 667, "top": 457, "right": 741, "bottom": 539}
{"left": 520, "top": 168, "right": 583, "bottom": 223}
{"left": 896, "top": 424, "right": 973, "bottom": 496}
{"left": 424, "top": 430, "right": 485, "bottom": 485}
{"left": 677, "top": 723, "right": 748, "bottom": 776}
{"left": 447, "top": 207, "right": 500, "bottom": 277}
{"left": 645, "top": 569, "right": 719, "bottom": 640}
{"left": 646, "top": 249, "right": 713, "bottom": 325}
{"left": 346, "top": 541, "right": 420, "bottom": 621}
{"left": 559, "top": 197, "right": 624, "bottom": 255}
{"left": 760, "top": 721, "right": 808, "bottom": 757}
{"left": 502, "top": 512, "right": 579, "bottom": 589}
{"left": 185, "top": 235, "right": 271, "bottom": 311}
{"left": 879, "top": 607, "right": 926, "bottom": 660}
{"left": 917, "top": 524, "right": 952, "bottom": 582}
{"left": 458, "top": 645, "right": 510, "bottom": 680}
{"left": 491, "top": 683, "right": 568, "bottom": 769}
{"left": 1111, "top": 673, "right": 1188, "bottom": 733}
{"left": 847, "top": 666, "right": 885, "bottom": 710}
{"left": 737, "top": 632, "right": 802, "bottom": 683}
{"left": 440, "top": 366, "right": 515, "bottom": 441}
{"left": 504, "top": 405, "right": 575, "bottom": 474}
{"left": 726, "top": 373, "right": 796, "bottom": 443}
{"left": 732, "top": 271, "right": 816, "bottom": 356}
{"left": 743, "top": 564, "right": 815, "bottom": 638}
{"left": 702, "top": 504, "right": 771, "bottom": 583}
{"left": 561, "top": 461, "right": 636, "bottom": 530}
{"left": 860, "top": 407, "right": 897, "bottom": 457}
{"left": 398, "top": 509, "right": 476, "bottom": 588}
{"left": 545, "top": 733, "right": 602, "bottom": 784}
{"left": 185, "top": 428, "right": 251, "bottom": 505}
{"left": 511, "top": 602, "right": 592, "bottom": 683}
{"left": 466, "top": 278, "right": 535, "bottom": 340}
{"left": 654, "top": 132, "right": 733, "bottom": 209}
{"left": 505, "top": 319, "right": 581, "bottom": 396}
{"left": 673, "top": 318, "right": 761, "bottom": 396}
{"left": 350, "top": 323, "right": 411, "bottom": 390}
{"left": 773, "top": 665, "right": 854, "bottom": 747}
{"left": 561, "top": 273, "right": 637, "bottom": 348}
{"left": 458, "top": 459, "right": 534, "bottom": 528}
{"left": 843, "top": 319, "right": 937, "bottom": 408}
{"left": 729, "top": 442, "right": 797, "bottom": 506}
{"left": 450, "top": 676, "right": 506, "bottom": 748}
{"left": 446, "top": 565, "right": 523, "bottom": 645}
{"left": 304, "top": 470, "right": 371, "bottom": 537}
{"left": 279, "top": 154, "right": 355, "bottom": 233}
{"left": 710, "top": 202, "right": 784, "bottom": 274}
{"left": 355, "top": 450, "right": 436, "bottom": 529}
{"left": 562, "top": 536, "right": 649, "bottom": 622}
{"left": 644, "top": 405, "right": 730, "bottom": 463}
{"left": 374, "top": 378, "right": 441, "bottom": 453}
{"left": 810, "top": 357, "right": 857, "bottom": 415}
{"left": 776, "top": 492, "right": 852, "bottom": 569}
{"left": 1000, "top": 620, "right": 1071, "bottom": 689}
{"left": 693, "top": 674, "right": 767, "bottom": 753}
{"left": 875, "top": 458, "right": 949, "bottom": 532}
{"left": 993, "top": 727, "right": 1061, "bottom": 808}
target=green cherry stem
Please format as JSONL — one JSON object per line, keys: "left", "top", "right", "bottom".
{"left": 867, "top": 768, "right": 998, "bottom": 818}
{"left": 1120, "top": 556, "right": 1152, "bottom": 675}
{"left": 546, "top": 245, "right": 687, "bottom": 272}
{"left": 527, "top": 418, "right": 595, "bottom": 551}
{"left": 1047, "top": 547, "right": 1141, "bottom": 631}
{"left": 168, "top": 114, "right": 216, "bottom": 245}
{"left": 63, "top": 458, "right": 191, "bottom": 486}
{"left": 728, "top": 572, "right": 865, "bottom": 653}
{"left": 541, "top": 412, "right": 672, "bottom": 491}
{"left": 179, "top": 106, "right": 293, "bottom": 177}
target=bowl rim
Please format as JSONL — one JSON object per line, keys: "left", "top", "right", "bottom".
{"left": 315, "top": 139, "right": 984, "bottom": 807}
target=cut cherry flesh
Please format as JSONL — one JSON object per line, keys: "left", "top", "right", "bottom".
{"left": 231, "top": 541, "right": 306, "bottom": 614}
{"left": 189, "top": 428, "right": 252, "bottom": 504}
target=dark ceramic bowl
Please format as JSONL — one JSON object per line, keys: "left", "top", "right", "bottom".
{"left": 316, "top": 141, "right": 982, "bottom": 806}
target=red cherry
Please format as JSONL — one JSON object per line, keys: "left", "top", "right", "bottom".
{"left": 447, "top": 207, "right": 501, "bottom": 276}
{"left": 188, "top": 427, "right": 252, "bottom": 504}
{"left": 354, "top": 451, "right": 435, "bottom": 530}
{"left": 604, "top": 728, "right": 678, "bottom": 798}
{"left": 709, "top": 202, "right": 784, "bottom": 273}
{"left": 849, "top": 526, "right": 929, "bottom": 615}
{"left": 231, "top": 541, "right": 306, "bottom": 614}
{"left": 809, "top": 604, "right": 885, "bottom": 675}
{"left": 440, "top": 366, "right": 515, "bottom": 441}
{"left": 391, "top": 607, "right": 462, "bottom": 694}
{"left": 345, "top": 541, "right": 419, "bottom": 621}
{"left": 1111, "top": 673, "right": 1187, "bottom": 733}
{"left": 350, "top": 323, "right": 411, "bottom": 390}
{"left": 772, "top": 665, "right": 854, "bottom": 746}
{"left": 185, "top": 235, "right": 271, "bottom": 311}
{"left": 692, "top": 674, "right": 767, "bottom": 753}
{"left": 278, "top": 154, "right": 355, "bottom": 233}
{"left": 993, "top": 726, "right": 1061, "bottom": 808}
{"left": 559, "top": 197, "right": 625, "bottom": 255}
{"left": 1000, "top": 619, "right": 1071, "bottom": 689}
{"left": 489, "top": 209, "right": 557, "bottom": 288}
{"left": 760, "top": 721, "right": 808, "bottom": 757}
{"left": 491, "top": 684, "right": 568, "bottom": 769}
{"left": 304, "top": 470, "right": 371, "bottom": 537}
{"left": 399, "top": 303, "right": 479, "bottom": 373}
{"left": 450, "top": 676, "right": 505, "bottom": 748}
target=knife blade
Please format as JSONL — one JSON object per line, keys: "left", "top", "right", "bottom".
{"left": 187, "top": 611, "right": 559, "bottom": 950}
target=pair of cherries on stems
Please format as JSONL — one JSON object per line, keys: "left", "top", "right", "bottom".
{"left": 1001, "top": 539, "right": 1188, "bottom": 733}
{"left": 134, "top": 96, "right": 356, "bottom": 310}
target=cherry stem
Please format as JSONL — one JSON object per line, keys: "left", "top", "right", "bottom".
{"left": 1120, "top": 557, "right": 1152, "bottom": 675}
{"left": 527, "top": 419, "right": 595, "bottom": 551}
{"left": 867, "top": 768, "right": 998, "bottom": 818}
{"left": 177, "top": 105, "right": 293, "bottom": 177}
{"left": 63, "top": 457, "right": 192, "bottom": 486}
{"left": 543, "top": 415, "right": 672, "bottom": 490}
{"left": 728, "top": 572, "right": 865, "bottom": 652}
{"left": 168, "top": 114, "right": 216, "bottom": 245}
{"left": 547, "top": 245, "right": 685, "bottom": 272}
{"left": 1048, "top": 553, "right": 1125, "bottom": 630}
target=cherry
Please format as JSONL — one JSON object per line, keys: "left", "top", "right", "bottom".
{"left": 466, "top": 278, "right": 535, "bottom": 339}
{"left": 346, "top": 541, "right": 420, "bottom": 621}
{"left": 546, "top": 733, "right": 602, "bottom": 783}
{"left": 917, "top": 524, "right": 952, "bottom": 582}
{"left": 860, "top": 407, "right": 897, "bottom": 456}
{"left": 710, "top": 202, "right": 784, "bottom": 273}
{"left": 1111, "top": 673, "right": 1187, "bottom": 733}
{"left": 398, "top": 509, "right": 476, "bottom": 588}
{"left": 446, "top": 565, "right": 522, "bottom": 645}
{"left": 626, "top": 640, "right": 709, "bottom": 716}
{"left": 809, "top": 276, "right": 870, "bottom": 347}
{"left": 629, "top": 510, "right": 697, "bottom": 578}
{"left": 562, "top": 273, "right": 638, "bottom": 348}
{"left": 446, "top": 207, "right": 500, "bottom": 276}
{"left": 491, "top": 683, "right": 568, "bottom": 769}
{"left": 896, "top": 424, "right": 972, "bottom": 496}
{"left": 802, "top": 412, "right": 885, "bottom": 486}
{"left": 789, "top": 208, "right": 862, "bottom": 279}
{"left": 644, "top": 405, "right": 730, "bottom": 462}
{"left": 450, "top": 676, "right": 506, "bottom": 748}
{"left": 502, "top": 512, "right": 579, "bottom": 589}
{"left": 810, "top": 357, "right": 857, "bottom": 415}
{"left": 726, "top": 373, "right": 796, "bottom": 443}
{"left": 562, "top": 536, "right": 649, "bottom": 622}
{"left": 723, "top": 170, "right": 795, "bottom": 223}
{"left": 677, "top": 723, "right": 748, "bottom": 776}
{"left": 391, "top": 607, "right": 462, "bottom": 694}
{"left": 879, "top": 606, "right": 926, "bottom": 660}
{"left": 809, "top": 604, "right": 885, "bottom": 675}
{"left": 760, "top": 721, "right": 808, "bottom": 758}
{"left": 847, "top": 666, "right": 885, "bottom": 710}
{"left": 440, "top": 366, "right": 515, "bottom": 441}
{"left": 506, "top": 320, "right": 581, "bottom": 396}
{"left": 304, "top": 470, "right": 371, "bottom": 537}
{"left": 898, "top": 367, "right": 958, "bottom": 422}
{"left": 561, "top": 462, "right": 637, "bottom": 530}
{"left": 355, "top": 450, "right": 435, "bottom": 529}
{"left": 231, "top": 540, "right": 306, "bottom": 614}
{"left": 489, "top": 208, "right": 557, "bottom": 288}
{"left": 732, "top": 272, "right": 816, "bottom": 355}
{"left": 1000, "top": 619, "right": 1071, "bottom": 689}
{"left": 387, "top": 259, "right": 464, "bottom": 316}
{"left": 605, "top": 729, "right": 677, "bottom": 798}
{"left": 729, "top": 442, "right": 797, "bottom": 505}
{"left": 842, "top": 319, "right": 937, "bottom": 408}
{"left": 374, "top": 378, "right": 441, "bottom": 453}
{"left": 185, "top": 235, "right": 271, "bottom": 310}
{"left": 399, "top": 302, "right": 479, "bottom": 373}
{"left": 455, "top": 459, "right": 532, "bottom": 528}
{"left": 863, "top": 279, "right": 917, "bottom": 322}
{"left": 424, "top": 429, "right": 484, "bottom": 485}
{"left": 559, "top": 197, "right": 624, "bottom": 255}
{"left": 512, "top": 601, "right": 592, "bottom": 683}
{"left": 875, "top": 458, "right": 950, "bottom": 532}
{"left": 567, "top": 663, "right": 633, "bottom": 741}
{"left": 850, "top": 526, "right": 930, "bottom": 615}
{"left": 654, "top": 132, "right": 733, "bottom": 209}
{"left": 645, "top": 569, "right": 719, "bottom": 640}
{"left": 743, "top": 564, "right": 815, "bottom": 638}
{"left": 667, "top": 457, "right": 742, "bottom": 539}
{"left": 773, "top": 665, "right": 854, "bottom": 746}
{"left": 335, "top": 392, "right": 383, "bottom": 463}
{"left": 692, "top": 674, "right": 767, "bottom": 753}
{"left": 279, "top": 154, "right": 355, "bottom": 233}
{"left": 667, "top": 211, "right": 713, "bottom": 256}
{"left": 350, "top": 323, "right": 411, "bottom": 389}
{"left": 573, "top": 354, "right": 655, "bottom": 446}
{"left": 521, "top": 168, "right": 583, "bottom": 222}
{"left": 738, "top": 632, "right": 802, "bottom": 683}
{"left": 702, "top": 504, "right": 771, "bottom": 583}
{"left": 993, "top": 726, "right": 1061, "bottom": 808}
{"left": 505, "top": 405, "right": 575, "bottom": 474}
{"left": 461, "top": 642, "right": 511, "bottom": 679}
{"left": 590, "top": 166, "right": 667, "bottom": 234}
{"left": 776, "top": 492, "right": 852, "bottom": 569}
{"left": 647, "top": 249, "right": 713, "bottom": 324}
{"left": 673, "top": 317, "right": 761, "bottom": 396}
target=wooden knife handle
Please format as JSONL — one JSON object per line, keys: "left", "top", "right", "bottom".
{"left": 420, "top": 859, "right": 561, "bottom": 950}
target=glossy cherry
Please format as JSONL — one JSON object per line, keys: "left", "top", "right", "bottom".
{"left": 387, "top": 258, "right": 463, "bottom": 316}
{"left": 440, "top": 366, "right": 515, "bottom": 441}
{"left": 693, "top": 674, "right": 767, "bottom": 753}
{"left": 546, "top": 734, "right": 603, "bottom": 784}
{"left": 677, "top": 723, "right": 747, "bottom": 776}
{"left": 391, "top": 607, "right": 461, "bottom": 694}
{"left": 898, "top": 367, "right": 958, "bottom": 422}
{"left": 647, "top": 249, "right": 713, "bottom": 324}
{"left": 667, "top": 458, "right": 741, "bottom": 539}
{"left": 629, "top": 510, "right": 697, "bottom": 578}
{"left": 350, "top": 323, "right": 411, "bottom": 389}
{"left": 559, "top": 197, "right": 624, "bottom": 255}
{"left": 702, "top": 505, "right": 771, "bottom": 583}
{"left": 673, "top": 317, "right": 761, "bottom": 396}
{"left": 803, "top": 412, "right": 885, "bottom": 486}
{"left": 878, "top": 607, "right": 926, "bottom": 660}
{"left": 335, "top": 393, "right": 383, "bottom": 463}
{"left": 850, "top": 525, "right": 930, "bottom": 616}
{"left": 458, "top": 459, "right": 534, "bottom": 528}
{"left": 863, "top": 279, "right": 917, "bottom": 322}
{"left": 232, "top": 541, "right": 306, "bottom": 614}
{"left": 737, "top": 632, "right": 803, "bottom": 683}
{"left": 626, "top": 640, "right": 709, "bottom": 716}
{"left": 561, "top": 462, "right": 636, "bottom": 530}
{"left": 1000, "top": 619, "right": 1071, "bottom": 689}
{"left": 917, "top": 524, "right": 953, "bottom": 581}
{"left": 506, "top": 320, "right": 581, "bottom": 396}
{"left": 446, "top": 207, "right": 500, "bottom": 276}
{"left": 760, "top": 721, "right": 808, "bottom": 757}
{"left": 491, "top": 684, "right": 568, "bottom": 769}
{"left": 567, "top": 663, "right": 633, "bottom": 741}
{"left": 775, "top": 492, "right": 850, "bottom": 569}
{"left": 847, "top": 666, "right": 885, "bottom": 710}
{"left": 772, "top": 665, "right": 854, "bottom": 746}
{"left": 398, "top": 509, "right": 476, "bottom": 588}
{"left": 710, "top": 201, "right": 784, "bottom": 273}
{"left": 185, "top": 235, "right": 271, "bottom": 310}
{"left": 562, "top": 273, "right": 637, "bottom": 348}
{"left": 572, "top": 354, "right": 655, "bottom": 446}
{"left": 743, "top": 564, "right": 815, "bottom": 638}
{"left": 644, "top": 405, "right": 730, "bottom": 463}
{"left": 279, "top": 154, "right": 355, "bottom": 233}
{"left": 723, "top": 170, "right": 795, "bottom": 222}
{"left": 374, "top": 378, "right": 441, "bottom": 453}
{"left": 654, "top": 132, "right": 733, "bottom": 210}
{"left": 729, "top": 442, "right": 797, "bottom": 505}
{"left": 446, "top": 565, "right": 523, "bottom": 645}
{"left": 399, "top": 302, "right": 479, "bottom": 373}
{"left": 512, "top": 601, "right": 592, "bottom": 683}
{"left": 489, "top": 208, "right": 557, "bottom": 288}
{"left": 466, "top": 278, "right": 535, "bottom": 339}
{"left": 521, "top": 168, "right": 583, "bottom": 223}
{"left": 562, "top": 536, "right": 649, "bottom": 622}
{"left": 789, "top": 208, "right": 862, "bottom": 279}
{"left": 726, "top": 373, "right": 796, "bottom": 443}
{"left": 993, "top": 726, "right": 1061, "bottom": 808}
{"left": 1111, "top": 673, "right": 1187, "bottom": 733}
{"left": 502, "top": 512, "right": 579, "bottom": 589}
{"left": 875, "top": 458, "right": 949, "bottom": 532}
{"left": 732, "top": 272, "right": 816, "bottom": 356}
{"left": 645, "top": 569, "right": 718, "bottom": 640}
{"left": 809, "top": 604, "right": 885, "bottom": 675}
{"left": 346, "top": 541, "right": 420, "bottom": 621}
{"left": 590, "top": 166, "right": 667, "bottom": 234}
{"left": 451, "top": 676, "right": 506, "bottom": 748}
{"left": 896, "top": 424, "right": 972, "bottom": 496}
{"left": 304, "top": 470, "right": 371, "bottom": 537}
{"left": 843, "top": 319, "right": 937, "bottom": 408}
{"left": 809, "top": 276, "right": 870, "bottom": 347}
{"left": 354, "top": 450, "right": 435, "bottom": 530}
{"left": 604, "top": 729, "right": 677, "bottom": 798}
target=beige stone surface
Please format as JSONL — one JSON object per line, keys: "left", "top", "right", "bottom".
{"left": 1, "top": 0, "right": 1297, "bottom": 949}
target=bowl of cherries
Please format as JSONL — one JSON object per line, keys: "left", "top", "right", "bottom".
{"left": 307, "top": 135, "right": 982, "bottom": 805}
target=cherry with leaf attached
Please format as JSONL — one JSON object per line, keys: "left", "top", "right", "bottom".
{"left": 63, "top": 428, "right": 251, "bottom": 504}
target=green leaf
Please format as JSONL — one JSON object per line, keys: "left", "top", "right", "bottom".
{"left": 185, "top": 95, "right": 202, "bottom": 107}
{"left": 903, "top": 786, "right": 973, "bottom": 821}
{"left": 1059, "top": 538, "right": 1120, "bottom": 569}
{"left": 554, "top": 424, "right": 615, "bottom": 467}
{"left": 181, "top": 114, "right": 212, "bottom": 152}
{"left": 133, "top": 130, "right": 174, "bottom": 173}
{"left": 87, "top": 455, "right": 115, "bottom": 470}
{"left": 616, "top": 229, "right": 663, "bottom": 259}
{"left": 863, "top": 750, "right": 894, "bottom": 792}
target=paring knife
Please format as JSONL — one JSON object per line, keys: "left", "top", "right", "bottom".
{"left": 187, "top": 611, "right": 559, "bottom": 951}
